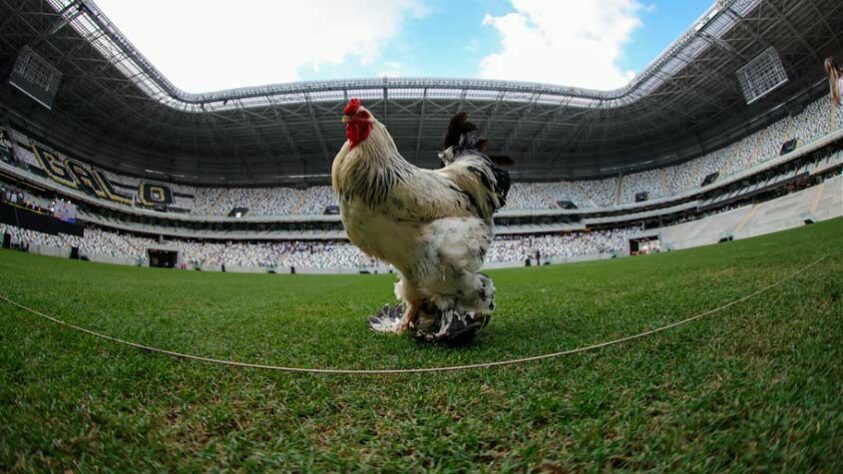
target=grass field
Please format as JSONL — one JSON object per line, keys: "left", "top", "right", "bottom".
{"left": 1, "top": 219, "right": 842, "bottom": 472}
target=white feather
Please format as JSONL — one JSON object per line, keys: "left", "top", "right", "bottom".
{"left": 333, "top": 110, "right": 503, "bottom": 318}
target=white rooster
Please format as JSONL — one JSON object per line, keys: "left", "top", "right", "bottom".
{"left": 332, "top": 99, "right": 510, "bottom": 341}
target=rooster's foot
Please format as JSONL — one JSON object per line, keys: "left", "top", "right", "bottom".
{"left": 367, "top": 303, "right": 406, "bottom": 334}
{"left": 410, "top": 302, "right": 491, "bottom": 345}
{"left": 367, "top": 301, "right": 491, "bottom": 344}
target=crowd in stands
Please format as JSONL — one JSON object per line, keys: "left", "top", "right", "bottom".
{"left": 793, "top": 100, "right": 829, "bottom": 145}
{"left": 2, "top": 95, "right": 840, "bottom": 215}
{"left": 487, "top": 226, "right": 640, "bottom": 263}
{"left": 193, "top": 187, "right": 300, "bottom": 216}
{"left": 541, "top": 181, "right": 593, "bottom": 208}
{"left": 837, "top": 99, "right": 843, "bottom": 129}
{"left": 0, "top": 222, "right": 638, "bottom": 270}
{"left": 191, "top": 185, "right": 340, "bottom": 216}
{"left": 0, "top": 222, "right": 80, "bottom": 250}
{"left": 79, "top": 227, "right": 151, "bottom": 262}
{"left": 578, "top": 177, "right": 618, "bottom": 208}
{"left": 177, "top": 239, "right": 373, "bottom": 269}
{"left": 171, "top": 195, "right": 194, "bottom": 211}
{"left": 664, "top": 159, "right": 699, "bottom": 196}
{"left": 297, "top": 186, "right": 337, "bottom": 214}
{"left": 755, "top": 119, "right": 790, "bottom": 167}
{"left": 621, "top": 169, "right": 665, "bottom": 203}
{"left": 505, "top": 183, "right": 558, "bottom": 210}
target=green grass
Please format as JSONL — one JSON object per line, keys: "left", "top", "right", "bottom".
{"left": 1, "top": 219, "right": 842, "bottom": 472}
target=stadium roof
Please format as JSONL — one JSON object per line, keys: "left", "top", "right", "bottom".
{"left": 0, "top": 0, "right": 841, "bottom": 186}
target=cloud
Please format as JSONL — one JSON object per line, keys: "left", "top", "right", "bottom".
{"left": 377, "top": 61, "right": 406, "bottom": 77}
{"left": 95, "top": 0, "right": 427, "bottom": 92}
{"left": 479, "top": 0, "right": 644, "bottom": 90}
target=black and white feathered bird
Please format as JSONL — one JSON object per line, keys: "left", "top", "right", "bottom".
{"left": 332, "top": 99, "right": 511, "bottom": 341}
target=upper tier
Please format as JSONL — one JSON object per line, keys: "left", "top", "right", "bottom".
{"left": 3, "top": 0, "right": 839, "bottom": 183}
{"left": 2, "top": 94, "right": 841, "bottom": 217}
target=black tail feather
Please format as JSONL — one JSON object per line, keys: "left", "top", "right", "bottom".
{"left": 442, "top": 112, "right": 478, "bottom": 150}
{"left": 489, "top": 155, "right": 514, "bottom": 166}
{"left": 442, "top": 112, "right": 512, "bottom": 209}
{"left": 492, "top": 165, "right": 511, "bottom": 206}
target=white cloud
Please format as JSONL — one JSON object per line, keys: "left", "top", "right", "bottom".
{"left": 479, "top": 0, "right": 644, "bottom": 90}
{"left": 94, "top": 0, "right": 427, "bottom": 92}
{"left": 377, "top": 61, "right": 406, "bottom": 77}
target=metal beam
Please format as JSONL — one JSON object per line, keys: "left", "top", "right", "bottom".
{"left": 414, "top": 88, "right": 427, "bottom": 162}
{"left": 762, "top": 0, "right": 822, "bottom": 64}
{"left": 304, "top": 92, "right": 331, "bottom": 163}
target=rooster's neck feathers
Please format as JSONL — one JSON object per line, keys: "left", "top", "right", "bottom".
{"left": 334, "top": 120, "right": 414, "bottom": 208}
{"left": 332, "top": 110, "right": 510, "bottom": 221}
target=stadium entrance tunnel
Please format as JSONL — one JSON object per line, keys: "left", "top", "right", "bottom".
{"left": 629, "top": 236, "right": 661, "bottom": 256}
{"left": 148, "top": 248, "right": 178, "bottom": 268}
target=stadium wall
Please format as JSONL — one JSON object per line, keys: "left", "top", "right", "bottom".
{"left": 26, "top": 243, "right": 70, "bottom": 259}
{"left": 659, "top": 175, "right": 842, "bottom": 250}
{"left": 84, "top": 253, "right": 140, "bottom": 267}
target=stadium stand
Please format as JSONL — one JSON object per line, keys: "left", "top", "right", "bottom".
{"left": 297, "top": 186, "right": 341, "bottom": 215}
{"left": 660, "top": 173, "right": 841, "bottom": 250}
{"left": 664, "top": 159, "right": 700, "bottom": 196}
{"left": 504, "top": 183, "right": 558, "bottom": 210}
{"left": 6, "top": 168, "right": 839, "bottom": 271}
{"left": 12, "top": 144, "right": 40, "bottom": 170}
{"left": 576, "top": 177, "right": 619, "bottom": 208}
{"left": 79, "top": 227, "right": 149, "bottom": 262}
{"left": 0, "top": 221, "right": 635, "bottom": 270}
{"left": 1, "top": 95, "right": 839, "bottom": 216}
{"left": 792, "top": 99, "right": 830, "bottom": 144}
{"left": 0, "top": 222, "right": 80, "bottom": 250}
{"left": 543, "top": 181, "right": 593, "bottom": 208}
{"left": 620, "top": 169, "right": 665, "bottom": 203}
{"left": 487, "top": 227, "right": 640, "bottom": 263}
{"left": 190, "top": 186, "right": 342, "bottom": 216}
{"left": 1, "top": 92, "right": 841, "bottom": 274}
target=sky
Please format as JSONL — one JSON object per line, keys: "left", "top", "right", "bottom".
{"left": 93, "top": 0, "right": 713, "bottom": 93}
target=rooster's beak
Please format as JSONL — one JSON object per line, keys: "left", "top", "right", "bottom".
{"left": 341, "top": 115, "right": 351, "bottom": 124}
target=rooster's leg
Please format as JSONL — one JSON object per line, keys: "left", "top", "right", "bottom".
{"left": 396, "top": 300, "right": 421, "bottom": 334}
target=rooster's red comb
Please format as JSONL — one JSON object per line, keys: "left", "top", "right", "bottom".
{"left": 344, "top": 98, "right": 362, "bottom": 116}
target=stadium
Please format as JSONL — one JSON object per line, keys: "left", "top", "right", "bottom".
{"left": 0, "top": 0, "right": 841, "bottom": 470}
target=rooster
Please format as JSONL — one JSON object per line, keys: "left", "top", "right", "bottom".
{"left": 332, "top": 99, "right": 510, "bottom": 339}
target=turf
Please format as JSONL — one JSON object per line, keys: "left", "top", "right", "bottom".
{"left": 1, "top": 218, "right": 842, "bottom": 472}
